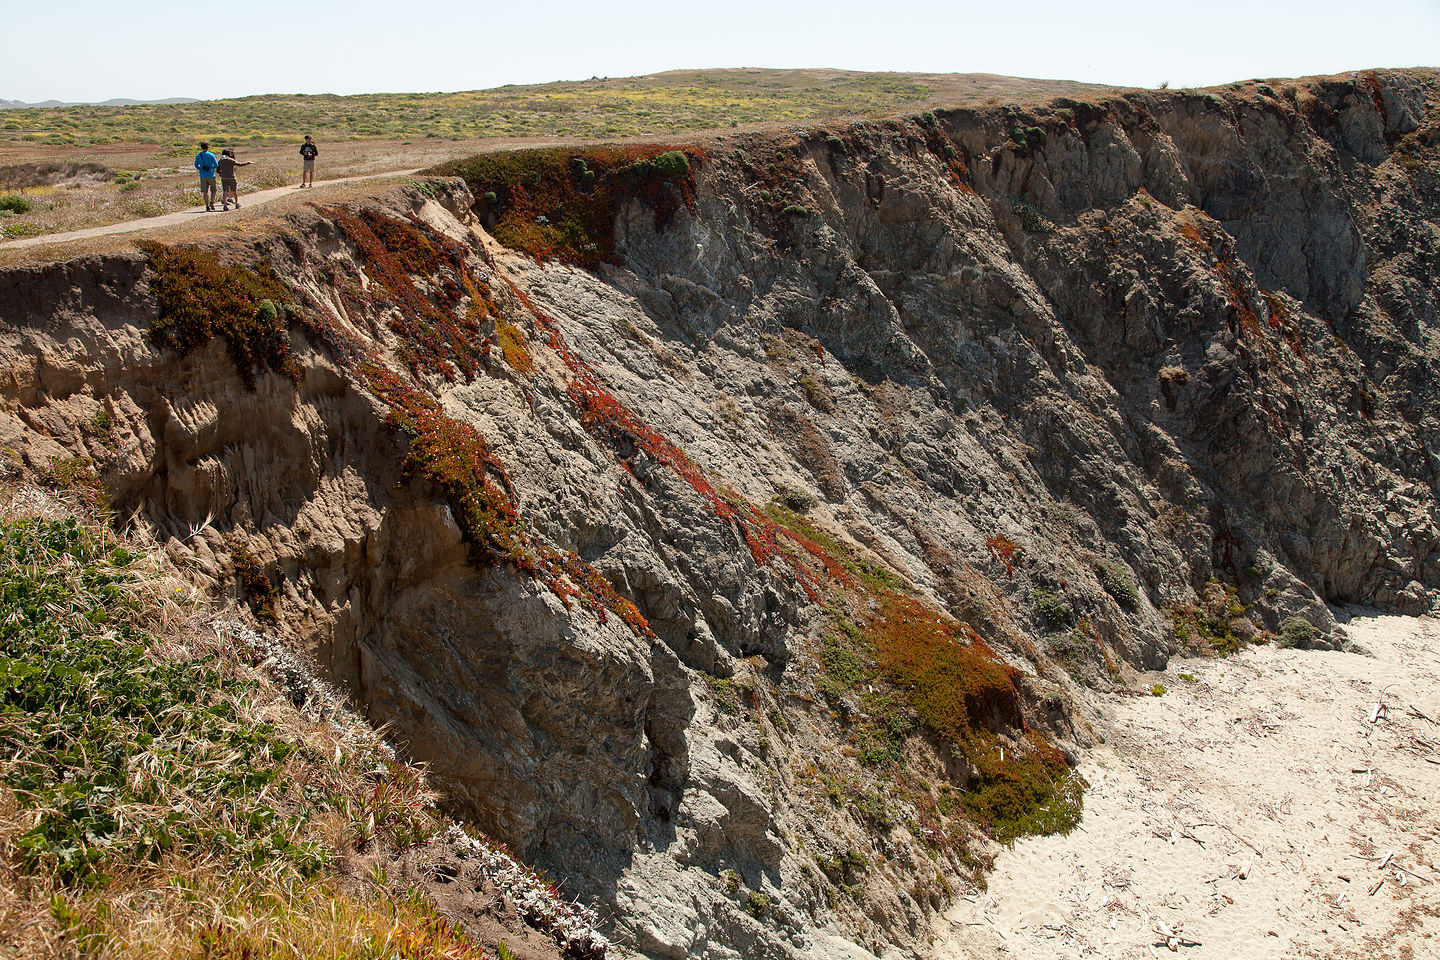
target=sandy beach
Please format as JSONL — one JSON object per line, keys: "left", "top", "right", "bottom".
{"left": 938, "top": 612, "right": 1440, "bottom": 959}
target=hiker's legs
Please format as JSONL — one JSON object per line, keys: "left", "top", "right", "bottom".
{"left": 303, "top": 158, "right": 314, "bottom": 186}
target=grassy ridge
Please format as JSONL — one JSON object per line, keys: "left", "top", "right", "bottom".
{"left": 0, "top": 69, "right": 1118, "bottom": 147}
{"left": 0, "top": 482, "right": 590, "bottom": 958}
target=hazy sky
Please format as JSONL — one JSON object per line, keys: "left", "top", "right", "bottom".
{"left": 4, "top": 0, "right": 1438, "bottom": 102}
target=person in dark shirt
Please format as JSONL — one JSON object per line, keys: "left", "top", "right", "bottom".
{"left": 299, "top": 135, "right": 318, "bottom": 187}
{"left": 217, "top": 148, "right": 253, "bottom": 211}
{"left": 194, "top": 142, "right": 219, "bottom": 211}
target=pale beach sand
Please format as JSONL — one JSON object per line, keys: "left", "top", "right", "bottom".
{"left": 937, "top": 613, "right": 1440, "bottom": 959}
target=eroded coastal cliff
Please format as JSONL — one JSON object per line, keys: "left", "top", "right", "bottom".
{"left": 2, "top": 68, "right": 1436, "bottom": 959}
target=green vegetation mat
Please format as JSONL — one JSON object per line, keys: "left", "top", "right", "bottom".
{"left": 0, "top": 72, "right": 938, "bottom": 146}
{"left": 0, "top": 517, "right": 324, "bottom": 885}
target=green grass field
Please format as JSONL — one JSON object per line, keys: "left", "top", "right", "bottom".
{"left": 0, "top": 68, "right": 1124, "bottom": 245}
{"left": 0, "top": 68, "right": 1121, "bottom": 147}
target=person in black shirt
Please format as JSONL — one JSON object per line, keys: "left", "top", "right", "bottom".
{"left": 217, "top": 148, "right": 253, "bottom": 211}
{"left": 299, "top": 135, "right": 318, "bottom": 187}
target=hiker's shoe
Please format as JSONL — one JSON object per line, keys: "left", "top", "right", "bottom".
{"left": 234, "top": 201, "right": 241, "bottom": 207}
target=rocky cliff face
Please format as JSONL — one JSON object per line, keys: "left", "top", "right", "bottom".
{"left": 1, "top": 68, "right": 1436, "bottom": 960}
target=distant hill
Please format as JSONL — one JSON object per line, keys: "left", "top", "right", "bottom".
{"left": 0, "top": 69, "right": 1122, "bottom": 144}
{"left": 0, "top": 97, "right": 197, "bottom": 109}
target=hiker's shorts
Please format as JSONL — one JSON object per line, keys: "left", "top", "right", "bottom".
{"left": 221, "top": 178, "right": 237, "bottom": 191}
{"left": 303, "top": 159, "right": 315, "bottom": 173}
{"left": 199, "top": 176, "right": 216, "bottom": 190}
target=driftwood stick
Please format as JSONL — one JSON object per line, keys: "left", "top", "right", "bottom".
{"left": 1218, "top": 823, "right": 1263, "bottom": 856}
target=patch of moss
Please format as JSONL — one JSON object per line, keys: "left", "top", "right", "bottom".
{"left": 1099, "top": 560, "right": 1139, "bottom": 607}
{"left": 228, "top": 537, "right": 280, "bottom": 624}
{"left": 821, "top": 629, "right": 873, "bottom": 686}
{"left": 320, "top": 206, "right": 489, "bottom": 382}
{"left": 434, "top": 144, "right": 701, "bottom": 268}
{"left": 1034, "top": 587, "right": 1070, "bottom": 626}
{"left": 138, "top": 242, "right": 300, "bottom": 388}
{"left": 1169, "top": 603, "right": 1241, "bottom": 655}
{"left": 494, "top": 319, "right": 535, "bottom": 376}
{"left": 706, "top": 675, "right": 753, "bottom": 716}
{"left": 856, "top": 693, "right": 917, "bottom": 767}
{"left": 962, "top": 733, "right": 1084, "bottom": 843}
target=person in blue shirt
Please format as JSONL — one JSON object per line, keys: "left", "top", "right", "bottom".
{"left": 194, "top": 142, "right": 219, "bottom": 211}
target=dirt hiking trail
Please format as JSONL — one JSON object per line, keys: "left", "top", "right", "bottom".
{"left": 0, "top": 169, "right": 422, "bottom": 251}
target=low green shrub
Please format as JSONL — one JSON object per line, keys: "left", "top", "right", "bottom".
{"left": 121, "top": 199, "right": 165, "bottom": 219}
{"left": 652, "top": 150, "right": 691, "bottom": 176}
{"left": 1011, "top": 125, "right": 1046, "bottom": 153}
{"left": 1278, "top": 616, "right": 1319, "bottom": 649}
{"left": 1099, "top": 560, "right": 1139, "bottom": 607}
{"left": 1013, "top": 200, "right": 1055, "bottom": 234}
{"left": 0, "top": 193, "right": 33, "bottom": 214}
{"left": 1035, "top": 587, "right": 1070, "bottom": 625}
